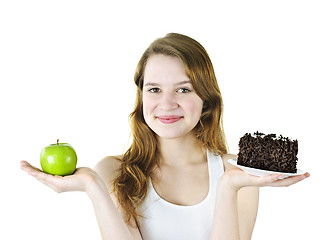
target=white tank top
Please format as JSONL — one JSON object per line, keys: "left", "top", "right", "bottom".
{"left": 138, "top": 150, "right": 225, "bottom": 240}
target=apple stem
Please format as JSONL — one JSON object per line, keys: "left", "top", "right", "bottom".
{"left": 57, "top": 139, "right": 59, "bottom": 145}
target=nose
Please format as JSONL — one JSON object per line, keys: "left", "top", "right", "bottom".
{"left": 159, "top": 92, "right": 179, "bottom": 111}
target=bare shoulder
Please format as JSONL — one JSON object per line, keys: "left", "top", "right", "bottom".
{"left": 93, "top": 155, "right": 122, "bottom": 190}
{"left": 221, "top": 153, "right": 238, "bottom": 171}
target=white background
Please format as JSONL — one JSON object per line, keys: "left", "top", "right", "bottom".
{"left": 1, "top": 0, "right": 326, "bottom": 239}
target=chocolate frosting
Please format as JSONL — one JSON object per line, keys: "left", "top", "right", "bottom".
{"left": 238, "top": 131, "right": 298, "bottom": 173}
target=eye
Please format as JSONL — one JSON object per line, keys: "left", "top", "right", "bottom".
{"left": 177, "top": 88, "right": 191, "bottom": 93}
{"left": 149, "top": 87, "right": 161, "bottom": 93}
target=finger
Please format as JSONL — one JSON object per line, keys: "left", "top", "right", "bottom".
{"left": 20, "top": 160, "right": 29, "bottom": 166}
{"left": 304, "top": 172, "right": 310, "bottom": 178}
{"left": 20, "top": 160, "right": 33, "bottom": 170}
{"left": 20, "top": 160, "right": 39, "bottom": 170}
{"left": 20, "top": 161, "right": 64, "bottom": 191}
{"left": 268, "top": 173, "right": 308, "bottom": 187}
{"left": 20, "top": 162, "right": 42, "bottom": 176}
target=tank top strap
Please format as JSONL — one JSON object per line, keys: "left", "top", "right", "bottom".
{"left": 207, "top": 149, "right": 225, "bottom": 191}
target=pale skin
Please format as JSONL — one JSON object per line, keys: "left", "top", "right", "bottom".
{"left": 20, "top": 54, "right": 310, "bottom": 240}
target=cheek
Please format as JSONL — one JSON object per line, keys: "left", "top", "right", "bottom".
{"left": 182, "top": 97, "right": 203, "bottom": 115}
{"left": 142, "top": 95, "right": 156, "bottom": 117}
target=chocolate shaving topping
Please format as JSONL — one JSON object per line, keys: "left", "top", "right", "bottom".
{"left": 237, "top": 131, "right": 298, "bottom": 173}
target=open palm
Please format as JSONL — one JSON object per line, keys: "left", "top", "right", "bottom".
{"left": 224, "top": 166, "right": 309, "bottom": 190}
{"left": 20, "top": 161, "right": 100, "bottom": 193}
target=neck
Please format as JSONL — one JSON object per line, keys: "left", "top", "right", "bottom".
{"left": 157, "top": 133, "right": 207, "bottom": 167}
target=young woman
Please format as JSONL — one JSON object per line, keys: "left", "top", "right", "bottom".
{"left": 20, "top": 33, "right": 309, "bottom": 240}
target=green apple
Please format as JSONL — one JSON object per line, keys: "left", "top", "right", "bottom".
{"left": 40, "top": 139, "right": 77, "bottom": 176}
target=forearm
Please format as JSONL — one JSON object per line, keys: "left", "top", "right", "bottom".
{"left": 210, "top": 178, "right": 240, "bottom": 240}
{"left": 86, "top": 178, "right": 134, "bottom": 240}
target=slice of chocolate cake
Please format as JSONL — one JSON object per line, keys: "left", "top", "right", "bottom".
{"left": 238, "top": 131, "right": 298, "bottom": 173}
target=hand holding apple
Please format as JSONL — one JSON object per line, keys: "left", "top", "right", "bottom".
{"left": 20, "top": 140, "right": 106, "bottom": 194}
{"left": 40, "top": 139, "right": 77, "bottom": 176}
{"left": 20, "top": 161, "right": 102, "bottom": 193}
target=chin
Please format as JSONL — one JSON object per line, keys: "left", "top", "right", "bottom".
{"left": 155, "top": 129, "right": 195, "bottom": 140}
{"left": 146, "top": 120, "right": 198, "bottom": 140}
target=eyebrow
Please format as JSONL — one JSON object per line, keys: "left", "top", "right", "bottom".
{"left": 144, "top": 80, "right": 192, "bottom": 87}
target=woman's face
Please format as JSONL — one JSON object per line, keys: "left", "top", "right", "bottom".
{"left": 142, "top": 54, "right": 203, "bottom": 140}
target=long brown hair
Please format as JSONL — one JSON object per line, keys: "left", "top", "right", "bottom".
{"left": 113, "top": 33, "right": 228, "bottom": 226}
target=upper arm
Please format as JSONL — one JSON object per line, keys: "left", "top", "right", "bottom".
{"left": 93, "top": 156, "right": 121, "bottom": 192}
{"left": 221, "top": 154, "right": 259, "bottom": 239}
{"left": 94, "top": 156, "right": 143, "bottom": 240}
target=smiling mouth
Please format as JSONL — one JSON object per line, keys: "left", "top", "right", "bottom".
{"left": 157, "top": 115, "right": 183, "bottom": 124}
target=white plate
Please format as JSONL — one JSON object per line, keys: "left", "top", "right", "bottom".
{"left": 228, "top": 159, "right": 305, "bottom": 179}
